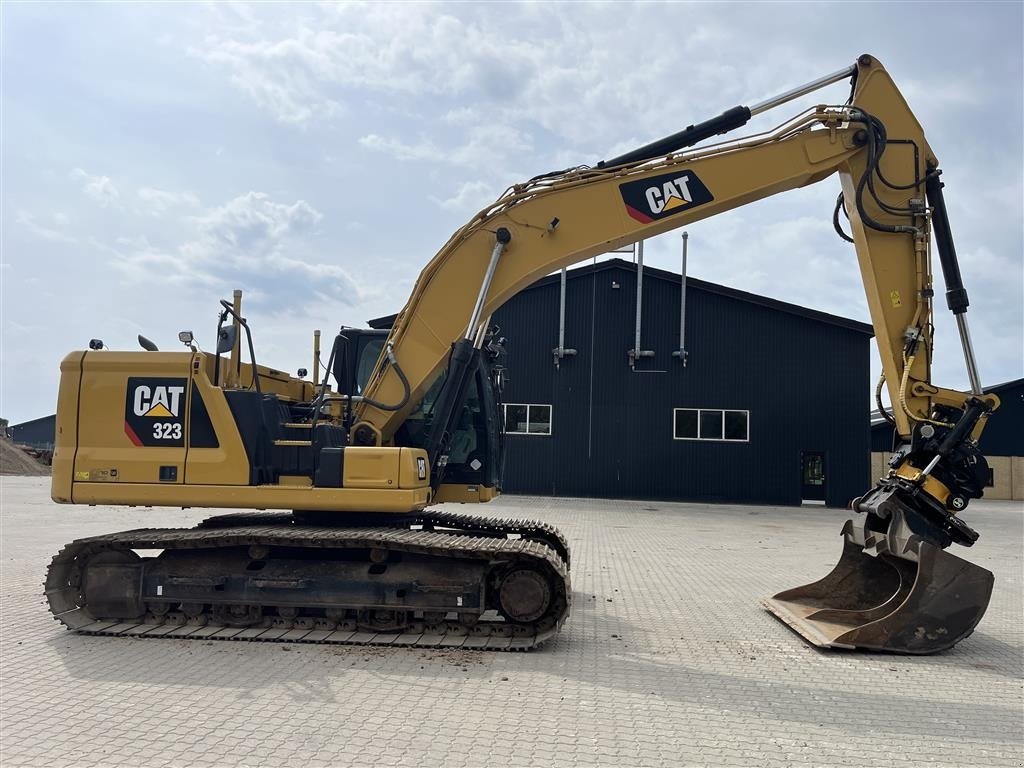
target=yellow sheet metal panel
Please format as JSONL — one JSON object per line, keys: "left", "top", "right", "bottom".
{"left": 51, "top": 352, "right": 85, "bottom": 503}
{"left": 183, "top": 363, "right": 249, "bottom": 486}
{"left": 342, "top": 447, "right": 401, "bottom": 489}
{"left": 434, "top": 484, "right": 499, "bottom": 504}
{"left": 278, "top": 475, "right": 313, "bottom": 487}
{"left": 74, "top": 351, "right": 193, "bottom": 486}
{"left": 70, "top": 482, "right": 430, "bottom": 513}
{"left": 397, "top": 447, "right": 430, "bottom": 489}
{"left": 895, "top": 462, "right": 952, "bottom": 506}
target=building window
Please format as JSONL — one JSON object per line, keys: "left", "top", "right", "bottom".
{"left": 673, "top": 408, "right": 749, "bottom": 442}
{"left": 503, "top": 404, "right": 552, "bottom": 435}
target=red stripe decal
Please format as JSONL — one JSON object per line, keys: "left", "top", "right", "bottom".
{"left": 124, "top": 422, "right": 143, "bottom": 446}
{"left": 625, "top": 204, "right": 654, "bottom": 224}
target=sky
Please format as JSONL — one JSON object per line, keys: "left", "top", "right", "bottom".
{"left": 2, "top": 1, "right": 1022, "bottom": 424}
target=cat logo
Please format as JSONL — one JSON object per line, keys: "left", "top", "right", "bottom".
{"left": 124, "top": 377, "right": 188, "bottom": 447}
{"left": 619, "top": 169, "right": 714, "bottom": 224}
{"left": 132, "top": 384, "right": 185, "bottom": 418}
{"left": 645, "top": 176, "right": 694, "bottom": 214}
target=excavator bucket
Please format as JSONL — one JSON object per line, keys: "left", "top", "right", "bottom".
{"left": 765, "top": 520, "right": 994, "bottom": 654}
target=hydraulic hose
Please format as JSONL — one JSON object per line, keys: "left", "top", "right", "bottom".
{"left": 360, "top": 344, "right": 411, "bottom": 412}
{"left": 875, "top": 372, "right": 897, "bottom": 428}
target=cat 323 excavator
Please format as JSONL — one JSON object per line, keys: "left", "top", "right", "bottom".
{"left": 47, "top": 55, "right": 1000, "bottom": 654}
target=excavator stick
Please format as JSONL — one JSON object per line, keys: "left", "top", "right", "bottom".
{"left": 765, "top": 518, "right": 994, "bottom": 654}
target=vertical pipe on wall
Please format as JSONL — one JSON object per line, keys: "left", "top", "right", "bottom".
{"left": 629, "top": 241, "right": 655, "bottom": 368}
{"left": 552, "top": 268, "right": 577, "bottom": 366}
{"left": 559, "top": 268, "right": 567, "bottom": 353}
{"left": 673, "top": 232, "right": 689, "bottom": 366}
{"left": 634, "top": 240, "right": 643, "bottom": 357}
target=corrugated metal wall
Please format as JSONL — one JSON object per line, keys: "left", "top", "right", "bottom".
{"left": 6, "top": 415, "right": 56, "bottom": 449}
{"left": 979, "top": 380, "right": 1024, "bottom": 457}
{"left": 495, "top": 262, "right": 871, "bottom": 507}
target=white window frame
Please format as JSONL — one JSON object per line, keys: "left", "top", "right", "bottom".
{"left": 673, "top": 408, "right": 750, "bottom": 443}
{"left": 502, "top": 403, "right": 553, "bottom": 436}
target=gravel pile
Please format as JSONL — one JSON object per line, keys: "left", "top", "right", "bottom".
{"left": 0, "top": 435, "right": 50, "bottom": 476}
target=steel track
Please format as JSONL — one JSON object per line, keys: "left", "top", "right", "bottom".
{"left": 195, "top": 509, "right": 571, "bottom": 568}
{"left": 45, "top": 523, "right": 570, "bottom": 652}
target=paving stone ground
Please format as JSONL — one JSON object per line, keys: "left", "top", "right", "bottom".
{"left": 1, "top": 476, "right": 1021, "bottom": 767}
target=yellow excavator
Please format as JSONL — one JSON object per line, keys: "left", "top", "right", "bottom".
{"left": 47, "top": 54, "right": 999, "bottom": 653}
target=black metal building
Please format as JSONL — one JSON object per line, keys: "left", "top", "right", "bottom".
{"left": 6, "top": 414, "right": 56, "bottom": 449}
{"left": 490, "top": 258, "right": 873, "bottom": 508}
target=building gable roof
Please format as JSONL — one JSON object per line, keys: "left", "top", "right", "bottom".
{"left": 370, "top": 257, "right": 874, "bottom": 335}
{"left": 531, "top": 258, "right": 873, "bottom": 335}
{"left": 8, "top": 414, "right": 57, "bottom": 430}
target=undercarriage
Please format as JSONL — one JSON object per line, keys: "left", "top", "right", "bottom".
{"left": 45, "top": 512, "right": 570, "bottom": 651}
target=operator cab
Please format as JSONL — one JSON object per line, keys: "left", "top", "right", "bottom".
{"left": 338, "top": 327, "right": 504, "bottom": 492}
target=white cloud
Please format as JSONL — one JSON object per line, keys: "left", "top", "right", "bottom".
{"left": 189, "top": 191, "right": 321, "bottom": 251}
{"left": 14, "top": 211, "right": 78, "bottom": 244}
{"left": 187, "top": 5, "right": 796, "bottom": 146}
{"left": 186, "top": 8, "right": 557, "bottom": 126}
{"left": 137, "top": 187, "right": 201, "bottom": 213}
{"left": 109, "top": 191, "right": 360, "bottom": 311}
{"left": 70, "top": 168, "right": 121, "bottom": 208}
{"left": 192, "top": 31, "right": 344, "bottom": 124}
{"left": 429, "top": 180, "right": 495, "bottom": 212}
{"left": 359, "top": 123, "right": 532, "bottom": 175}
{"left": 357, "top": 134, "right": 443, "bottom": 163}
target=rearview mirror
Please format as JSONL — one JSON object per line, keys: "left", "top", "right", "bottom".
{"left": 217, "top": 325, "right": 237, "bottom": 354}
{"left": 331, "top": 334, "right": 350, "bottom": 394}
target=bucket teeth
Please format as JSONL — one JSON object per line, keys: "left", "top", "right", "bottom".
{"left": 765, "top": 519, "right": 993, "bottom": 654}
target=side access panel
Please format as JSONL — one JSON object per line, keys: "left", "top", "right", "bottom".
{"left": 73, "top": 352, "right": 194, "bottom": 487}
{"left": 183, "top": 360, "right": 249, "bottom": 486}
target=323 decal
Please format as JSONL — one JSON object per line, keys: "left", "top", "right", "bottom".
{"left": 124, "top": 377, "right": 187, "bottom": 447}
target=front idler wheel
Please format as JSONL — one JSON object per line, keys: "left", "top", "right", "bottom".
{"left": 498, "top": 569, "right": 552, "bottom": 624}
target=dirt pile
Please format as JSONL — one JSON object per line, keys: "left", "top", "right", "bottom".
{"left": 0, "top": 434, "right": 50, "bottom": 476}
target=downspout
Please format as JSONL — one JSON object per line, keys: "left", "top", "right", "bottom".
{"left": 628, "top": 240, "right": 655, "bottom": 369}
{"left": 672, "top": 232, "right": 689, "bottom": 366}
{"left": 552, "top": 268, "right": 577, "bottom": 367}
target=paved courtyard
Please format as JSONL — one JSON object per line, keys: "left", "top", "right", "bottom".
{"left": 1, "top": 476, "right": 1021, "bottom": 767}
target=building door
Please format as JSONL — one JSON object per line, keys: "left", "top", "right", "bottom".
{"left": 801, "top": 451, "right": 826, "bottom": 502}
